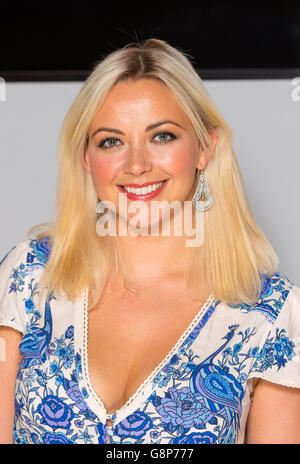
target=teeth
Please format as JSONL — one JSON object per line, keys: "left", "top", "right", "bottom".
{"left": 123, "top": 181, "right": 164, "bottom": 195}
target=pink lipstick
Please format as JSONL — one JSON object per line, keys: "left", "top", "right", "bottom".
{"left": 117, "top": 179, "right": 168, "bottom": 201}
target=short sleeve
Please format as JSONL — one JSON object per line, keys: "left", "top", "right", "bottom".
{"left": 0, "top": 242, "right": 29, "bottom": 335}
{"left": 248, "top": 283, "right": 300, "bottom": 388}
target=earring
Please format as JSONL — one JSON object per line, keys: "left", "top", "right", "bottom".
{"left": 96, "top": 200, "right": 106, "bottom": 222}
{"left": 192, "top": 169, "right": 214, "bottom": 211}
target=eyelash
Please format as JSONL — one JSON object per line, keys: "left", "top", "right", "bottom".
{"left": 97, "top": 131, "right": 177, "bottom": 150}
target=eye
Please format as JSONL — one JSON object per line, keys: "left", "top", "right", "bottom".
{"left": 98, "top": 136, "right": 122, "bottom": 150}
{"left": 152, "top": 131, "right": 177, "bottom": 144}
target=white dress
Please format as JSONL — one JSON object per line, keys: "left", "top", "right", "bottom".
{"left": 0, "top": 237, "right": 300, "bottom": 444}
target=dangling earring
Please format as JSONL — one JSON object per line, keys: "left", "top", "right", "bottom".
{"left": 192, "top": 169, "right": 214, "bottom": 211}
{"left": 96, "top": 199, "right": 106, "bottom": 222}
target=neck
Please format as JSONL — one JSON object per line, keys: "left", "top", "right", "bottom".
{"left": 115, "top": 232, "right": 192, "bottom": 283}
{"left": 113, "top": 197, "right": 203, "bottom": 281}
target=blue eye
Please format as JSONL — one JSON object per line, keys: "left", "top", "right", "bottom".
{"left": 97, "top": 131, "right": 177, "bottom": 150}
{"left": 153, "top": 131, "right": 177, "bottom": 144}
{"left": 98, "top": 137, "right": 121, "bottom": 149}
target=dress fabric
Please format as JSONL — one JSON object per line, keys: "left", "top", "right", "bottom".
{"left": 0, "top": 236, "right": 300, "bottom": 444}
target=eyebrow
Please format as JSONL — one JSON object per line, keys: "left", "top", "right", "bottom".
{"left": 91, "top": 120, "right": 185, "bottom": 138}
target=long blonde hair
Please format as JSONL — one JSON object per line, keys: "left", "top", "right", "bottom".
{"left": 28, "top": 38, "right": 278, "bottom": 307}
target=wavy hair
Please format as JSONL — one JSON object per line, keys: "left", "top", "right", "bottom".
{"left": 28, "top": 38, "right": 279, "bottom": 308}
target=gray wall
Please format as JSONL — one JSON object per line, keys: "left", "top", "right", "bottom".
{"left": 1, "top": 79, "right": 299, "bottom": 285}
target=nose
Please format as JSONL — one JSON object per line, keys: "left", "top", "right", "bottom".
{"left": 123, "top": 144, "right": 152, "bottom": 177}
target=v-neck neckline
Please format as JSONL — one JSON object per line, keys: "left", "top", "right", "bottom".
{"left": 76, "top": 286, "right": 218, "bottom": 426}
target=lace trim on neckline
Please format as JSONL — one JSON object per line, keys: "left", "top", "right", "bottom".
{"left": 81, "top": 287, "right": 215, "bottom": 420}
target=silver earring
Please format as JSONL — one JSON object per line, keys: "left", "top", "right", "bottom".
{"left": 192, "top": 169, "right": 214, "bottom": 211}
{"left": 96, "top": 200, "right": 106, "bottom": 222}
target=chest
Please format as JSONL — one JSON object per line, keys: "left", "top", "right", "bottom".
{"left": 86, "top": 277, "right": 209, "bottom": 416}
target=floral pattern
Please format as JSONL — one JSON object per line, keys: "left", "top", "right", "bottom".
{"left": 228, "top": 272, "right": 294, "bottom": 324}
{"left": 0, "top": 237, "right": 299, "bottom": 444}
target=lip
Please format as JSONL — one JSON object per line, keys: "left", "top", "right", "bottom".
{"left": 120, "top": 180, "right": 166, "bottom": 188}
{"left": 116, "top": 179, "right": 169, "bottom": 201}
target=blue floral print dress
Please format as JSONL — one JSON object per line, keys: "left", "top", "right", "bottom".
{"left": 0, "top": 237, "right": 300, "bottom": 444}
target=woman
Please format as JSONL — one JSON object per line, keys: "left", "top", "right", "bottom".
{"left": 0, "top": 38, "right": 300, "bottom": 445}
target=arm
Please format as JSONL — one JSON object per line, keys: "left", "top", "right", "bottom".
{"left": 0, "top": 326, "right": 22, "bottom": 444}
{"left": 245, "top": 378, "right": 300, "bottom": 444}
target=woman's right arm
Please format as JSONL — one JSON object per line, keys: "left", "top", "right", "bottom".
{"left": 0, "top": 326, "right": 22, "bottom": 444}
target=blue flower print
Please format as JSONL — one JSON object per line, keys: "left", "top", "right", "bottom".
{"left": 19, "top": 330, "right": 48, "bottom": 368}
{"left": 55, "top": 372, "right": 64, "bottom": 387}
{"left": 30, "top": 433, "right": 39, "bottom": 444}
{"left": 55, "top": 346, "right": 68, "bottom": 359}
{"left": 81, "top": 387, "right": 88, "bottom": 398}
{"left": 42, "top": 432, "right": 74, "bottom": 444}
{"left": 173, "top": 431, "right": 217, "bottom": 444}
{"left": 9, "top": 281, "right": 18, "bottom": 293}
{"left": 36, "top": 395, "right": 75, "bottom": 429}
{"left": 35, "top": 369, "right": 48, "bottom": 387}
{"left": 114, "top": 411, "right": 153, "bottom": 439}
{"left": 77, "top": 427, "right": 94, "bottom": 444}
{"left": 181, "top": 360, "right": 198, "bottom": 373}
{"left": 228, "top": 273, "right": 294, "bottom": 323}
{"left": 156, "top": 386, "right": 213, "bottom": 432}
{"left": 150, "top": 430, "right": 161, "bottom": 440}
{"left": 147, "top": 392, "right": 162, "bottom": 408}
{"left": 237, "top": 373, "right": 247, "bottom": 383}
{"left": 250, "top": 328, "right": 296, "bottom": 374}
{"left": 31, "top": 237, "right": 52, "bottom": 266}
{"left": 25, "top": 297, "right": 35, "bottom": 314}
{"left": 232, "top": 342, "right": 243, "bottom": 356}
{"left": 14, "top": 399, "right": 22, "bottom": 418}
{"left": 24, "top": 278, "right": 39, "bottom": 316}
{"left": 64, "top": 377, "right": 90, "bottom": 411}
{"left": 26, "top": 253, "right": 34, "bottom": 264}
{"left": 65, "top": 325, "right": 74, "bottom": 339}
{"left": 9, "top": 263, "right": 26, "bottom": 293}
{"left": 97, "top": 423, "right": 106, "bottom": 444}
{"left": 23, "top": 367, "right": 37, "bottom": 388}
{"left": 169, "top": 354, "right": 180, "bottom": 365}
{"left": 8, "top": 241, "right": 297, "bottom": 446}
{"left": 50, "top": 360, "right": 59, "bottom": 374}
{"left": 74, "top": 420, "right": 84, "bottom": 429}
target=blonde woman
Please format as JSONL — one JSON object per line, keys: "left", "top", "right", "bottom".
{"left": 0, "top": 38, "right": 300, "bottom": 445}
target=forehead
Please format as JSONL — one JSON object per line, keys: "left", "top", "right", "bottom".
{"left": 105, "top": 78, "right": 176, "bottom": 101}
{"left": 91, "top": 78, "right": 191, "bottom": 125}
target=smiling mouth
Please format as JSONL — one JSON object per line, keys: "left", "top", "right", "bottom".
{"left": 121, "top": 180, "right": 166, "bottom": 194}
{"left": 117, "top": 179, "right": 168, "bottom": 198}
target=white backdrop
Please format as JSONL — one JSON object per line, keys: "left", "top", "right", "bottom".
{"left": 0, "top": 79, "right": 299, "bottom": 285}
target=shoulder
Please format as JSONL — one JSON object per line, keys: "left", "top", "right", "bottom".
{"left": 243, "top": 272, "right": 300, "bottom": 388}
{"left": 0, "top": 240, "right": 32, "bottom": 295}
{"left": 0, "top": 236, "right": 52, "bottom": 272}
{"left": 228, "top": 271, "right": 297, "bottom": 326}
{"left": 24, "top": 236, "right": 52, "bottom": 273}
{"left": 0, "top": 236, "right": 52, "bottom": 298}
{"left": 204, "top": 272, "right": 300, "bottom": 392}
{"left": 0, "top": 236, "right": 53, "bottom": 335}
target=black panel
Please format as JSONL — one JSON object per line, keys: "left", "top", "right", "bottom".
{"left": 1, "top": 0, "right": 300, "bottom": 80}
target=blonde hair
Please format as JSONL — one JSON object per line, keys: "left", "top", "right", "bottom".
{"left": 28, "top": 37, "right": 278, "bottom": 308}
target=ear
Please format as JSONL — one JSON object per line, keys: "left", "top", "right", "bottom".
{"left": 196, "top": 128, "right": 218, "bottom": 171}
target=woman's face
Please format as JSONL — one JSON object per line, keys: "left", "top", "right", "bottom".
{"left": 84, "top": 78, "right": 216, "bottom": 232}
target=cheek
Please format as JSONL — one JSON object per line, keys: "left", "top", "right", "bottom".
{"left": 89, "top": 156, "right": 119, "bottom": 186}
{"left": 87, "top": 155, "right": 122, "bottom": 200}
{"left": 159, "top": 144, "right": 196, "bottom": 176}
